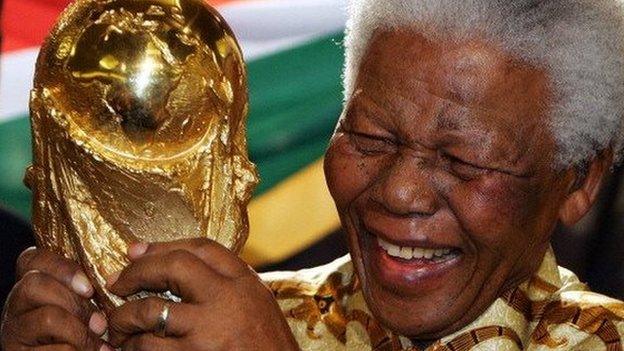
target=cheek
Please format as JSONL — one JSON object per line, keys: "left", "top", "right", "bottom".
{"left": 445, "top": 176, "right": 542, "bottom": 248}
{"left": 324, "top": 135, "right": 385, "bottom": 209}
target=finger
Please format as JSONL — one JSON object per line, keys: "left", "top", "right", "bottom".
{"left": 108, "top": 298, "right": 188, "bottom": 347}
{"left": 13, "top": 305, "right": 105, "bottom": 351}
{"left": 130, "top": 238, "right": 250, "bottom": 278}
{"left": 16, "top": 248, "right": 93, "bottom": 298}
{"left": 8, "top": 271, "right": 94, "bottom": 324}
{"left": 88, "top": 312, "right": 109, "bottom": 337}
{"left": 108, "top": 250, "right": 218, "bottom": 301}
{"left": 122, "top": 334, "right": 181, "bottom": 351}
{"left": 16, "top": 247, "right": 39, "bottom": 278}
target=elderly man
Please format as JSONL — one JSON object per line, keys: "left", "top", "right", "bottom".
{"left": 3, "top": 0, "right": 624, "bottom": 350}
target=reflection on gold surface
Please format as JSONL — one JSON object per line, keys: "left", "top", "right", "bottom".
{"left": 27, "top": 0, "right": 258, "bottom": 310}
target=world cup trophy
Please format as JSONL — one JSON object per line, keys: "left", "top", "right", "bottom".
{"left": 25, "top": 0, "right": 259, "bottom": 311}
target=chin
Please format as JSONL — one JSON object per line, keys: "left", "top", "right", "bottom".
{"left": 350, "top": 226, "right": 491, "bottom": 339}
{"left": 362, "top": 282, "right": 471, "bottom": 338}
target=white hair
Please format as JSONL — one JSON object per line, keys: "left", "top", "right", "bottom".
{"left": 344, "top": 0, "right": 624, "bottom": 169}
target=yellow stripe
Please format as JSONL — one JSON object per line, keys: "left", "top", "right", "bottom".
{"left": 241, "top": 158, "right": 341, "bottom": 267}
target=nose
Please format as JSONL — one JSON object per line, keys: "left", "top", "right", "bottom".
{"left": 373, "top": 156, "right": 439, "bottom": 217}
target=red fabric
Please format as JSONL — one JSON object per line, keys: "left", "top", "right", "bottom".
{"left": 1, "top": 0, "right": 238, "bottom": 52}
{"left": 1, "top": 0, "right": 70, "bottom": 51}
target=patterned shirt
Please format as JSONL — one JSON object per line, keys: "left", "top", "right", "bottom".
{"left": 262, "top": 248, "right": 624, "bottom": 351}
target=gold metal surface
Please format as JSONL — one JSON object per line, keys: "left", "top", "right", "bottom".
{"left": 26, "top": 0, "right": 258, "bottom": 310}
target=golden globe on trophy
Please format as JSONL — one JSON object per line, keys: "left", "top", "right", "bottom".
{"left": 25, "top": 0, "right": 258, "bottom": 311}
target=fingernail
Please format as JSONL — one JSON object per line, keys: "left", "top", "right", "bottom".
{"left": 89, "top": 312, "right": 108, "bottom": 335}
{"left": 106, "top": 271, "right": 121, "bottom": 287}
{"left": 71, "top": 272, "right": 93, "bottom": 297}
{"left": 100, "top": 344, "right": 114, "bottom": 351}
{"left": 128, "top": 243, "right": 149, "bottom": 259}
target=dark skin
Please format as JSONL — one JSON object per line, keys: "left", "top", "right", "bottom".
{"left": 323, "top": 30, "right": 611, "bottom": 339}
{"left": 1, "top": 240, "right": 299, "bottom": 351}
{"left": 1, "top": 248, "right": 111, "bottom": 351}
{"left": 104, "top": 240, "right": 299, "bottom": 350}
{"left": 0, "top": 29, "right": 612, "bottom": 349}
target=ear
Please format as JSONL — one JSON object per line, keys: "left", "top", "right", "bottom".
{"left": 558, "top": 149, "right": 613, "bottom": 226}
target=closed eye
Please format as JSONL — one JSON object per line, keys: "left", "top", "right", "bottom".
{"left": 445, "top": 154, "right": 491, "bottom": 180}
{"left": 346, "top": 130, "right": 398, "bottom": 156}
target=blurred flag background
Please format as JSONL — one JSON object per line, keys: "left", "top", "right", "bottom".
{"left": 0, "top": 0, "right": 350, "bottom": 270}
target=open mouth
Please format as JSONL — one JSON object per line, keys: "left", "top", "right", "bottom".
{"left": 377, "top": 237, "right": 461, "bottom": 263}
{"left": 362, "top": 228, "right": 464, "bottom": 292}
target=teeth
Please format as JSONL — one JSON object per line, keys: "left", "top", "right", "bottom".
{"left": 435, "top": 249, "right": 451, "bottom": 257}
{"left": 413, "top": 247, "right": 425, "bottom": 259}
{"left": 388, "top": 244, "right": 400, "bottom": 257}
{"left": 377, "top": 237, "right": 455, "bottom": 260}
{"left": 400, "top": 247, "right": 412, "bottom": 259}
{"left": 424, "top": 249, "right": 434, "bottom": 259}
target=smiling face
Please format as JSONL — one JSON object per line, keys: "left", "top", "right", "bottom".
{"left": 324, "top": 30, "right": 578, "bottom": 338}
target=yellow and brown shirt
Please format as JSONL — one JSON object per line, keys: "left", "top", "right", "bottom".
{"left": 262, "top": 249, "right": 624, "bottom": 351}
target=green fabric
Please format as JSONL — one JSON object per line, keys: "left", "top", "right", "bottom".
{"left": 0, "top": 117, "right": 32, "bottom": 218}
{"left": 0, "top": 32, "right": 345, "bottom": 220}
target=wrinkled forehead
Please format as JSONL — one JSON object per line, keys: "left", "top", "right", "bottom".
{"left": 349, "top": 30, "right": 555, "bottom": 167}
{"left": 358, "top": 30, "right": 550, "bottom": 110}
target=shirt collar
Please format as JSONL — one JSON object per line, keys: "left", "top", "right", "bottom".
{"left": 395, "top": 247, "right": 566, "bottom": 350}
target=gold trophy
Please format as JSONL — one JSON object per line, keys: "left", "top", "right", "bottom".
{"left": 25, "top": 0, "right": 259, "bottom": 311}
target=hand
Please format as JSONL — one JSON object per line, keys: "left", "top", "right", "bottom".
{"left": 1, "top": 247, "right": 113, "bottom": 351}
{"left": 106, "top": 239, "right": 299, "bottom": 351}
